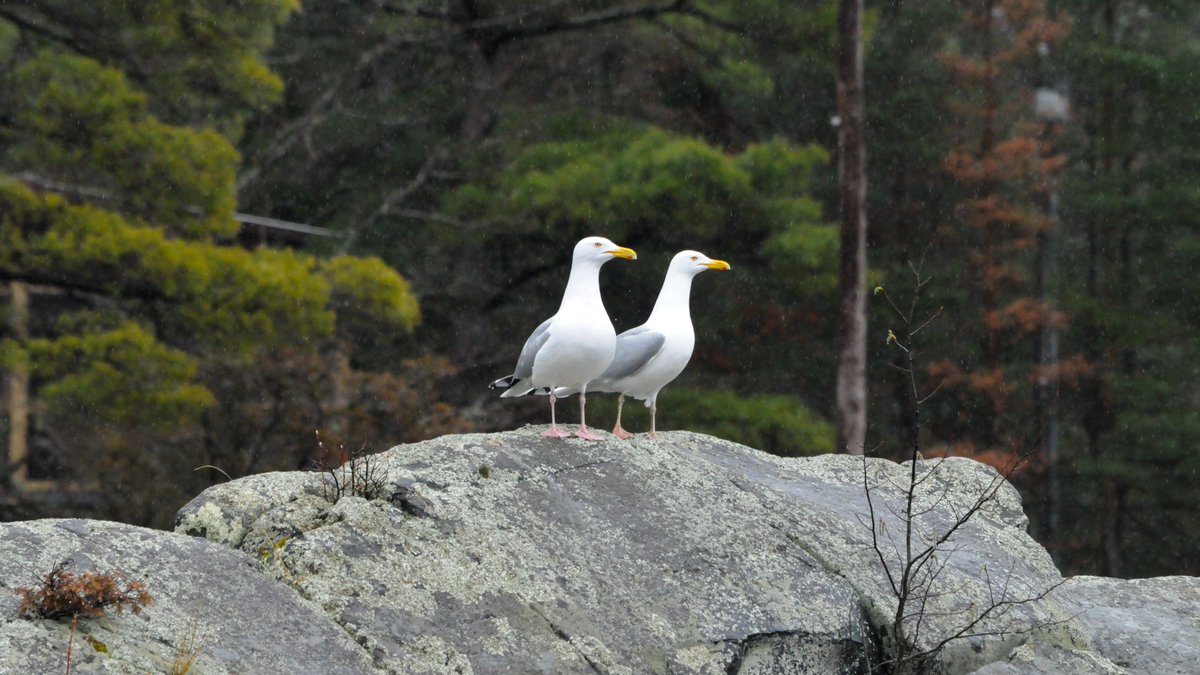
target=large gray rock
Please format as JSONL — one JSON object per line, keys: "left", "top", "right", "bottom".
{"left": 0, "top": 519, "right": 374, "bottom": 674}
{"left": 174, "top": 428, "right": 1097, "bottom": 673}
{"left": 969, "top": 643, "right": 1122, "bottom": 675}
{"left": 1051, "top": 575, "right": 1200, "bottom": 674}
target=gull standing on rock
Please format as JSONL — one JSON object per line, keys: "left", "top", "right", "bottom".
{"left": 555, "top": 250, "right": 729, "bottom": 438}
{"left": 490, "top": 236, "right": 637, "bottom": 440}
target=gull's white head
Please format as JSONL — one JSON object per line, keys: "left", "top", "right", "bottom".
{"left": 574, "top": 236, "right": 637, "bottom": 265}
{"left": 669, "top": 250, "right": 731, "bottom": 276}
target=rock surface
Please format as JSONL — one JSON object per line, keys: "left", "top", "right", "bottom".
{"left": 5, "top": 430, "right": 1191, "bottom": 674}
{"left": 1051, "top": 575, "right": 1200, "bottom": 674}
{"left": 969, "top": 643, "right": 1122, "bottom": 675}
{"left": 174, "top": 428, "right": 1100, "bottom": 673}
{"left": 0, "top": 518, "right": 374, "bottom": 674}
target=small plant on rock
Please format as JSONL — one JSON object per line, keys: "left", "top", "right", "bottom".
{"left": 14, "top": 560, "right": 153, "bottom": 621}
{"left": 14, "top": 560, "right": 155, "bottom": 674}
{"left": 169, "top": 619, "right": 205, "bottom": 675}
{"left": 862, "top": 262, "right": 1067, "bottom": 674}
{"left": 315, "top": 430, "right": 389, "bottom": 504}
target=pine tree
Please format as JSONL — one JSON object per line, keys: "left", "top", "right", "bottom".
{"left": 1053, "top": 0, "right": 1200, "bottom": 576}
{"left": 927, "top": 0, "right": 1069, "bottom": 467}
{"left": 0, "top": 3, "right": 448, "bottom": 525}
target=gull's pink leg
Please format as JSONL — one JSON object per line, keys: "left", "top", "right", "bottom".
{"left": 612, "top": 395, "right": 634, "bottom": 440}
{"left": 575, "top": 392, "right": 603, "bottom": 441}
{"left": 540, "top": 392, "right": 571, "bottom": 438}
{"left": 648, "top": 402, "right": 658, "bottom": 438}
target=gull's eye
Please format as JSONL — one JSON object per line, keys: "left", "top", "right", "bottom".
{"left": 690, "top": 256, "right": 699, "bottom": 261}
{"left": 594, "top": 242, "right": 602, "bottom": 248}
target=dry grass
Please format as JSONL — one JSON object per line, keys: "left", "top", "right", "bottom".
{"left": 169, "top": 620, "right": 204, "bottom": 675}
{"left": 14, "top": 561, "right": 153, "bottom": 621}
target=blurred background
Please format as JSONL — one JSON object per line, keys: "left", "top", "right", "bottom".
{"left": 2, "top": 0, "right": 1198, "bottom": 579}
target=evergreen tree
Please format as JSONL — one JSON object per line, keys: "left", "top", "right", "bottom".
{"left": 235, "top": 0, "right": 847, "bottom": 444}
{"left": 925, "top": 0, "right": 1068, "bottom": 466}
{"left": 1053, "top": 0, "right": 1200, "bottom": 576}
{"left": 0, "top": 2, "right": 457, "bottom": 526}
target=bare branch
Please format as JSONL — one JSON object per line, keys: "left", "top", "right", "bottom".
{"left": 339, "top": 150, "right": 445, "bottom": 253}
{"left": 862, "top": 456, "right": 900, "bottom": 596}
{"left": 678, "top": 6, "right": 741, "bottom": 34}
{"left": 378, "top": 1, "right": 454, "bottom": 22}
{"left": 910, "top": 305, "right": 944, "bottom": 337}
{"left": 0, "top": 7, "right": 92, "bottom": 57}
{"left": 238, "top": 31, "right": 437, "bottom": 191}
{"left": 474, "top": 0, "right": 692, "bottom": 47}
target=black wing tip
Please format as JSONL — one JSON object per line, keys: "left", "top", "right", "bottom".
{"left": 490, "top": 375, "right": 518, "bottom": 390}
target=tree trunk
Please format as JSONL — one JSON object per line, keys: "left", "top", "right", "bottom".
{"left": 835, "top": 0, "right": 868, "bottom": 455}
{"left": 4, "top": 282, "right": 31, "bottom": 490}
{"left": 1102, "top": 481, "right": 1125, "bottom": 576}
{"left": 1036, "top": 146, "right": 1062, "bottom": 563}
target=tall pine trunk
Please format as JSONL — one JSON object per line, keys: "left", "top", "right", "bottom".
{"left": 4, "top": 282, "right": 31, "bottom": 489}
{"left": 835, "top": 0, "right": 868, "bottom": 455}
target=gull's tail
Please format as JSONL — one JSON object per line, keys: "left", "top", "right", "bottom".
{"left": 490, "top": 374, "right": 517, "bottom": 390}
{"left": 491, "top": 375, "right": 546, "bottom": 397}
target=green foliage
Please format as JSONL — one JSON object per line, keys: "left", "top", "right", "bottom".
{"left": 585, "top": 386, "right": 832, "bottom": 455}
{"left": 449, "top": 128, "right": 757, "bottom": 240}
{"left": 448, "top": 127, "right": 829, "bottom": 255}
{"left": 760, "top": 222, "right": 839, "bottom": 296}
{"left": 1039, "top": 0, "right": 1200, "bottom": 576}
{"left": 658, "top": 387, "right": 833, "bottom": 456}
{"left": 18, "top": 0, "right": 1200, "bottom": 583}
{"left": 0, "top": 183, "right": 338, "bottom": 350}
{"left": 736, "top": 139, "right": 829, "bottom": 200}
{"left": 437, "top": 124, "right": 839, "bottom": 412}
{"left": 0, "top": 0, "right": 436, "bottom": 529}
{"left": 321, "top": 255, "right": 421, "bottom": 334}
{"left": 1, "top": 0, "right": 299, "bottom": 129}
{"left": 5, "top": 53, "right": 240, "bottom": 239}
{"left": 1, "top": 180, "right": 423, "bottom": 353}
{"left": 738, "top": 137, "right": 837, "bottom": 294}
{"left": 27, "top": 321, "right": 214, "bottom": 433}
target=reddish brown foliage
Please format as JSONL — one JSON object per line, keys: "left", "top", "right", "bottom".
{"left": 14, "top": 561, "right": 153, "bottom": 620}
{"left": 925, "top": 441, "right": 1030, "bottom": 475}
{"left": 1030, "top": 354, "right": 1092, "bottom": 386}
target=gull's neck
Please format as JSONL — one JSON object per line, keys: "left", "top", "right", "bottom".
{"left": 646, "top": 270, "right": 694, "bottom": 326}
{"left": 558, "top": 259, "right": 605, "bottom": 313}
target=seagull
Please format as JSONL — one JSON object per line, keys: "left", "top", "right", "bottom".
{"left": 555, "top": 250, "right": 729, "bottom": 438}
{"left": 490, "top": 236, "right": 637, "bottom": 440}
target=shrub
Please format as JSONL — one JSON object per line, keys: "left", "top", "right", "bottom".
{"left": 14, "top": 561, "right": 153, "bottom": 620}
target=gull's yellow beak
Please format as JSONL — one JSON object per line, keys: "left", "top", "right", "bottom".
{"left": 703, "top": 259, "right": 731, "bottom": 271}
{"left": 607, "top": 246, "right": 637, "bottom": 260}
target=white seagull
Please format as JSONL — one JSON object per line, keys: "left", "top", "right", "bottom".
{"left": 555, "top": 250, "right": 729, "bottom": 438}
{"left": 490, "top": 236, "right": 637, "bottom": 440}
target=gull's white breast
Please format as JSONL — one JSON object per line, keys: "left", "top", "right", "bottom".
{"left": 531, "top": 305, "right": 616, "bottom": 390}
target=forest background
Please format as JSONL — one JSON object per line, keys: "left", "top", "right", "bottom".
{"left": 2, "top": 0, "right": 1198, "bottom": 579}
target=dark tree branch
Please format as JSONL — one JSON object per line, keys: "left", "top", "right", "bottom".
{"left": 648, "top": 17, "right": 723, "bottom": 67}
{"left": 378, "top": 1, "right": 454, "bottom": 22}
{"left": 0, "top": 7, "right": 89, "bottom": 56}
{"left": 238, "top": 30, "right": 439, "bottom": 191}
{"left": 0, "top": 270, "right": 168, "bottom": 306}
{"left": 339, "top": 150, "right": 445, "bottom": 254}
{"left": 470, "top": 0, "right": 692, "bottom": 48}
{"left": 678, "top": 6, "right": 741, "bottom": 34}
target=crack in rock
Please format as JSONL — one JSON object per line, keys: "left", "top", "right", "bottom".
{"left": 516, "top": 458, "right": 618, "bottom": 482}
{"left": 529, "top": 604, "right": 605, "bottom": 674}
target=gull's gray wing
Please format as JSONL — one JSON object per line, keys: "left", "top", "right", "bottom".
{"left": 513, "top": 317, "right": 554, "bottom": 379}
{"left": 600, "top": 328, "right": 666, "bottom": 381}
